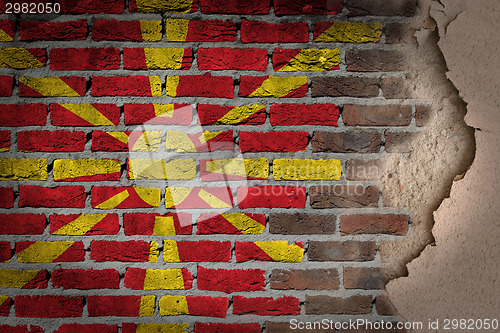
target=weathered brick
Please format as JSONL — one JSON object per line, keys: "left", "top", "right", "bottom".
{"left": 166, "top": 74, "right": 233, "bottom": 98}
{"left": 346, "top": 49, "right": 406, "bottom": 72}
{"left": 310, "top": 185, "right": 379, "bottom": 208}
{"left": 0, "top": 269, "right": 48, "bottom": 288}
{"left": 0, "top": 48, "right": 47, "bottom": 69}
{"left": 200, "top": 158, "right": 269, "bottom": 181}
{"left": 0, "top": 187, "right": 13, "bottom": 208}
{"left": 54, "top": 324, "right": 118, "bottom": 333}
{"left": 60, "top": 0, "right": 124, "bottom": 13}
{"left": 124, "top": 103, "right": 192, "bottom": 125}
{"left": 19, "top": 77, "right": 86, "bottom": 97}
{"left": 124, "top": 267, "right": 193, "bottom": 290}
{"left": 241, "top": 20, "right": 308, "bottom": 43}
{"left": 197, "top": 267, "right": 265, "bottom": 293}
{"left": 50, "top": 214, "right": 119, "bottom": 235}
{"left": 312, "top": 131, "right": 381, "bottom": 153}
{"left": 238, "top": 186, "right": 306, "bottom": 209}
{"left": 240, "top": 76, "right": 308, "bottom": 98}
{"left": 0, "top": 241, "right": 10, "bottom": 262}
{"left": 200, "top": 0, "right": 270, "bottom": 14}
{"left": 122, "top": 323, "right": 188, "bottom": 333}
{"left": 385, "top": 131, "right": 418, "bottom": 153}
{"left": 15, "top": 296, "right": 83, "bottom": 318}
{"left": 198, "top": 48, "right": 268, "bottom": 71}
{"left": 0, "top": 158, "right": 47, "bottom": 181}
{"left": 0, "top": 214, "right": 46, "bottom": 235}
{"left": 233, "top": 296, "right": 300, "bottom": 316}
{"left": 274, "top": 0, "right": 342, "bottom": 15}
{"left": 123, "top": 48, "right": 192, "bottom": 70}
{"left": 239, "top": 131, "right": 308, "bottom": 153}
{"left": 346, "top": 159, "right": 381, "bottom": 181}
{"left": 198, "top": 104, "right": 266, "bottom": 125}
{"left": 124, "top": 213, "right": 192, "bottom": 235}
{"left": 0, "top": 296, "right": 11, "bottom": 316}
{"left": 416, "top": 105, "right": 431, "bottom": 127}
{"left": 50, "top": 103, "right": 120, "bottom": 127}
{"left": 16, "top": 241, "right": 84, "bottom": 263}
{"left": 195, "top": 323, "right": 261, "bottom": 333}
{"left": 375, "top": 295, "right": 399, "bottom": 315}
{"left": 0, "top": 130, "right": 9, "bottom": 151}
{"left": 165, "top": 187, "right": 233, "bottom": 209}
{"left": 90, "top": 240, "right": 158, "bottom": 262}
{"left": 0, "top": 104, "right": 46, "bottom": 126}
{"left": 50, "top": 48, "right": 120, "bottom": 71}
{"left": 91, "top": 76, "right": 161, "bottom": 97}
{"left": 345, "top": 0, "right": 417, "bottom": 16}
{"left": 305, "top": 295, "right": 373, "bottom": 315}
{"left": 0, "top": 20, "right": 14, "bottom": 41}
{"left": 127, "top": 158, "right": 196, "bottom": 180}
{"left": 235, "top": 241, "right": 304, "bottom": 263}
{"left": 20, "top": 20, "right": 87, "bottom": 41}
{"left": 311, "top": 76, "right": 380, "bottom": 97}
{"left": 87, "top": 295, "right": 155, "bottom": 317}
{"left": 166, "top": 130, "right": 234, "bottom": 153}
{"left": 52, "top": 269, "right": 119, "bottom": 290}
{"left": 18, "top": 131, "right": 86, "bottom": 152}
{"left": 197, "top": 213, "right": 266, "bottom": 235}
{"left": 343, "top": 105, "right": 412, "bottom": 126}
{"left": 314, "top": 22, "right": 383, "bottom": 43}
{"left": 270, "top": 104, "right": 340, "bottom": 126}
{"left": 270, "top": 269, "right": 339, "bottom": 290}
{"left": 273, "top": 48, "right": 340, "bottom": 72}
{"left": 164, "top": 240, "right": 231, "bottom": 262}
{"left": 266, "top": 322, "right": 332, "bottom": 333}
{"left": 53, "top": 159, "right": 121, "bottom": 182}
{"left": 273, "top": 159, "right": 341, "bottom": 181}
{"left": 92, "top": 131, "right": 159, "bottom": 152}
{"left": 91, "top": 186, "right": 161, "bottom": 209}
{"left": 159, "top": 295, "right": 228, "bottom": 318}
{"left": 344, "top": 267, "right": 386, "bottom": 289}
{"left": 129, "top": 0, "right": 197, "bottom": 13}
{"left": 166, "top": 19, "right": 237, "bottom": 42}
{"left": 340, "top": 214, "right": 410, "bottom": 235}
{"left": 385, "top": 22, "right": 417, "bottom": 44}
{"left": 269, "top": 213, "right": 336, "bottom": 234}
{"left": 381, "top": 77, "right": 414, "bottom": 99}
{"left": 308, "top": 241, "right": 376, "bottom": 261}
{"left": 0, "top": 75, "right": 13, "bottom": 96}
{"left": 92, "top": 19, "right": 161, "bottom": 42}
{"left": 0, "top": 325, "right": 44, "bottom": 332}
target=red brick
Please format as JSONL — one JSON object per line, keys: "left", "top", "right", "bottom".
{"left": 0, "top": 187, "right": 13, "bottom": 208}
{"left": 273, "top": 49, "right": 340, "bottom": 71}
{"left": 269, "top": 213, "right": 336, "bottom": 235}
{"left": 0, "top": 241, "right": 11, "bottom": 262}
{"left": 91, "top": 76, "right": 160, "bottom": 97}
{"left": 312, "top": 131, "right": 381, "bottom": 153}
{"left": 90, "top": 241, "right": 154, "bottom": 262}
{"left": 91, "top": 186, "right": 160, "bottom": 209}
{"left": 343, "top": 104, "right": 412, "bottom": 126}
{"left": 270, "top": 269, "right": 339, "bottom": 290}
{"left": 200, "top": 0, "right": 270, "bottom": 14}
{"left": 20, "top": 20, "right": 87, "bottom": 41}
{"left": 15, "top": 295, "right": 83, "bottom": 318}
{"left": 239, "top": 76, "right": 308, "bottom": 98}
{"left": 241, "top": 20, "right": 308, "bottom": 43}
{"left": 19, "top": 186, "right": 86, "bottom": 208}
{"left": 124, "top": 267, "right": 193, "bottom": 290}
{"left": 346, "top": 159, "right": 381, "bottom": 181}
{"left": 305, "top": 295, "right": 372, "bottom": 315}
{"left": 123, "top": 48, "right": 193, "bottom": 70}
{"left": 0, "top": 130, "right": 9, "bottom": 150}
{"left": 235, "top": 241, "right": 303, "bottom": 262}
{"left": 310, "top": 185, "right": 380, "bottom": 208}
{"left": 60, "top": 0, "right": 123, "bottom": 13}
{"left": 50, "top": 103, "right": 120, "bottom": 127}
{"left": 274, "top": 0, "right": 342, "bottom": 14}
{"left": 0, "top": 49, "right": 47, "bottom": 69}
{"left": 170, "top": 241, "right": 231, "bottom": 262}
{"left": 416, "top": 105, "right": 431, "bottom": 127}
{"left": 270, "top": 104, "right": 340, "bottom": 126}
{"left": 168, "top": 74, "right": 233, "bottom": 98}
{"left": 0, "top": 296, "right": 11, "bottom": 316}
{"left": 238, "top": 186, "right": 306, "bottom": 209}
{"left": 0, "top": 214, "right": 46, "bottom": 235}
{"left": 50, "top": 48, "right": 120, "bottom": 71}
{"left": 168, "top": 19, "right": 237, "bottom": 42}
{"left": 123, "top": 213, "right": 192, "bottom": 235}
{"left": 197, "top": 213, "right": 266, "bottom": 235}
{"left": 19, "top": 76, "right": 85, "bottom": 97}
{"left": 52, "top": 269, "right": 119, "bottom": 290}
{"left": 0, "top": 75, "right": 13, "bottom": 96}
{"left": 198, "top": 48, "right": 268, "bottom": 71}
{"left": 129, "top": 0, "right": 197, "bottom": 13}
{"left": 181, "top": 296, "right": 229, "bottom": 318}
{"left": 197, "top": 267, "right": 265, "bottom": 293}
{"left": 0, "top": 20, "right": 14, "bottom": 40}
{"left": 312, "top": 76, "right": 380, "bottom": 97}
{"left": 346, "top": 49, "right": 406, "bottom": 72}
{"left": 344, "top": 267, "right": 386, "bottom": 289}
{"left": 92, "top": 19, "right": 158, "bottom": 42}
{"left": 375, "top": 295, "right": 399, "bottom": 316}
{"left": 87, "top": 296, "right": 145, "bottom": 317}
{"left": 340, "top": 214, "right": 410, "bottom": 235}
{"left": 17, "top": 131, "right": 86, "bottom": 152}
{"left": 0, "top": 325, "right": 43, "bottom": 333}
{"left": 50, "top": 214, "right": 119, "bottom": 235}
{"left": 233, "top": 296, "right": 300, "bottom": 316}
{"left": 0, "top": 104, "right": 47, "bottom": 127}
{"left": 197, "top": 104, "right": 266, "bottom": 126}
{"left": 195, "top": 323, "right": 261, "bottom": 333}
{"left": 345, "top": 0, "right": 417, "bottom": 16}
{"left": 15, "top": 241, "right": 84, "bottom": 263}
{"left": 308, "top": 241, "right": 376, "bottom": 261}
{"left": 54, "top": 324, "right": 118, "bottom": 333}
{"left": 124, "top": 103, "right": 192, "bottom": 125}
{"left": 239, "top": 131, "right": 308, "bottom": 153}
